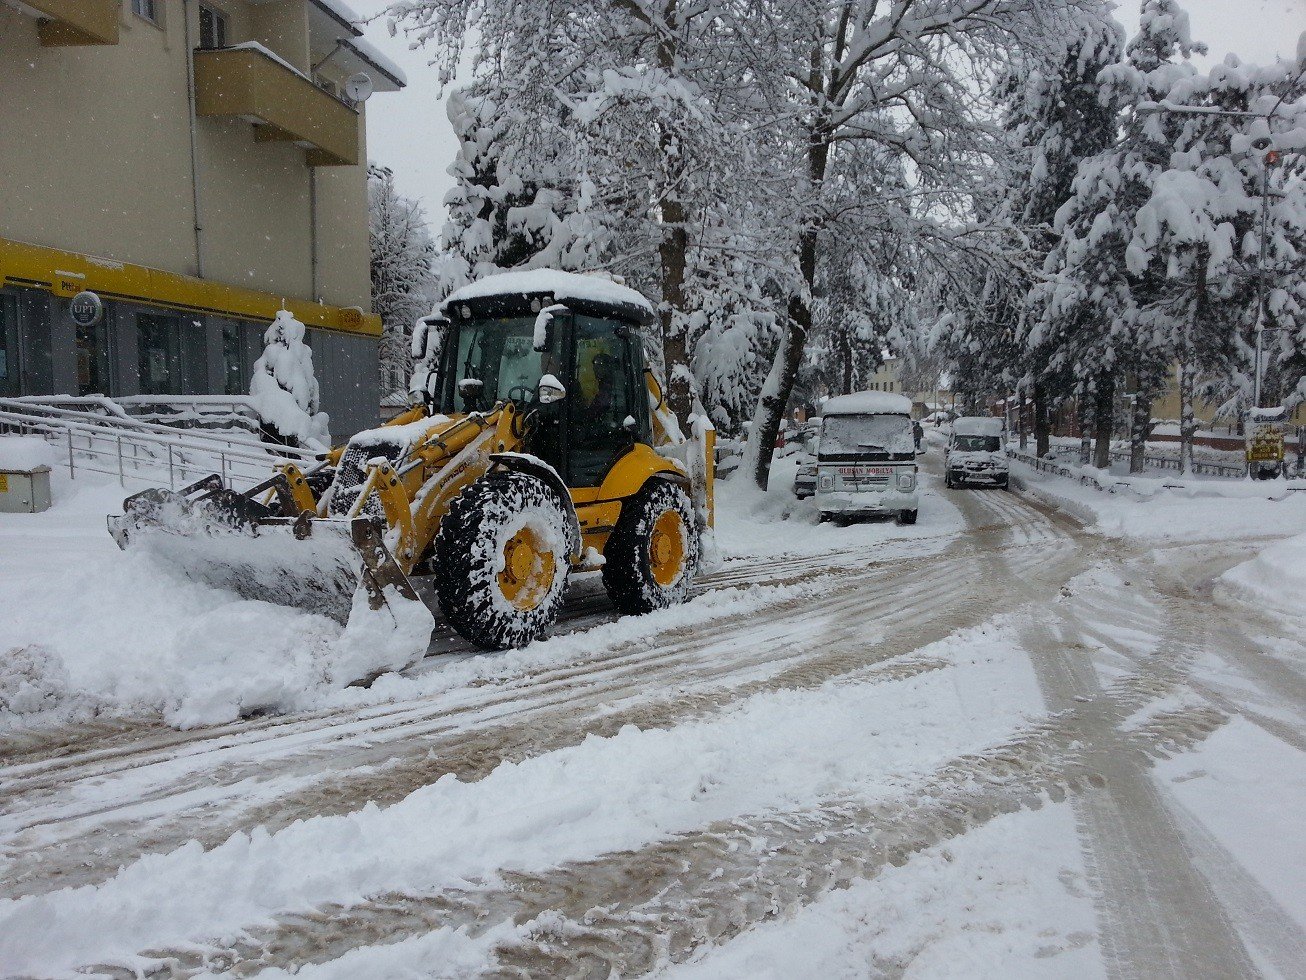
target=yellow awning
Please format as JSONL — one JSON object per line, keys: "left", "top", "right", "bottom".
{"left": 0, "top": 238, "right": 381, "bottom": 337}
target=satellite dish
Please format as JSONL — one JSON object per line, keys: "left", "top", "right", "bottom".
{"left": 345, "top": 72, "right": 373, "bottom": 103}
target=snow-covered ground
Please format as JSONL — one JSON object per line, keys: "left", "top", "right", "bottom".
{"left": 1, "top": 434, "right": 1303, "bottom": 978}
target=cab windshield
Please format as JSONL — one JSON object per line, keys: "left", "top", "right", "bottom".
{"left": 820, "top": 414, "right": 914, "bottom": 457}
{"left": 438, "top": 316, "right": 558, "bottom": 413}
{"left": 954, "top": 435, "right": 1001, "bottom": 452}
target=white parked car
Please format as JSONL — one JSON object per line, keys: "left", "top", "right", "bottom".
{"left": 945, "top": 416, "right": 1009, "bottom": 489}
{"left": 814, "top": 392, "right": 919, "bottom": 524}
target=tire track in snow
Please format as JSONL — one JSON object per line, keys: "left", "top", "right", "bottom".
{"left": 109, "top": 692, "right": 1232, "bottom": 979}
{"left": 1, "top": 537, "right": 1065, "bottom": 898}
{"left": 1005, "top": 562, "right": 1260, "bottom": 976}
{"left": 1, "top": 477, "right": 1079, "bottom": 900}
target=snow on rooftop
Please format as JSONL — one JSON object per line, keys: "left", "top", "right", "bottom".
{"left": 953, "top": 416, "right": 1004, "bottom": 436}
{"left": 442, "top": 269, "right": 654, "bottom": 314}
{"left": 313, "top": 0, "right": 362, "bottom": 29}
{"left": 342, "top": 36, "right": 407, "bottom": 88}
{"left": 820, "top": 391, "right": 913, "bottom": 416}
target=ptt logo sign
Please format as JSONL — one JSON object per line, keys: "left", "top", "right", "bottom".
{"left": 53, "top": 276, "right": 83, "bottom": 297}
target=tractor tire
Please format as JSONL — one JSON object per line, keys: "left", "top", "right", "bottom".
{"left": 602, "top": 481, "right": 698, "bottom": 615}
{"left": 433, "top": 470, "right": 571, "bottom": 650}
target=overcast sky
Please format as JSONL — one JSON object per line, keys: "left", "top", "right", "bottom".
{"left": 353, "top": 0, "right": 1305, "bottom": 234}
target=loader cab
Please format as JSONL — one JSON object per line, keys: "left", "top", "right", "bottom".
{"left": 435, "top": 291, "right": 654, "bottom": 489}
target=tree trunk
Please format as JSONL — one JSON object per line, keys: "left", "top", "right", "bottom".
{"left": 1129, "top": 389, "right": 1151, "bottom": 474}
{"left": 1034, "top": 381, "right": 1050, "bottom": 458}
{"left": 749, "top": 118, "right": 829, "bottom": 490}
{"left": 1178, "top": 361, "right": 1196, "bottom": 476}
{"left": 748, "top": 289, "right": 811, "bottom": 489}
{"left": 1018, "top": 385, "right": 1029, "bottom": 451}
{"left": 1093, "top": 372, "right": 1114, "bottom": 469}
{"left": 655, "top": 13, "right": 694, "bottom": 431}
{"left": 658, "top": 195, "right": 692, "bottom": 428}
{"left": 1078, "top": 392, "right": 1092, "bottom": 465}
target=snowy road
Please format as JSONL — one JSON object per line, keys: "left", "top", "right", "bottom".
{"left": 2, "top": 461, "right": 1304, "bottom": 978}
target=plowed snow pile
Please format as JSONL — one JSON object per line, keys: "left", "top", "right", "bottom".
{"left": 0, "top": 463, "right": 430, "bottom": 730}
{"left": 1216, "top": 531, "right": 1306, "bottom": 625}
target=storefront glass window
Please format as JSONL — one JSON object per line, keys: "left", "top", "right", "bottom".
{"left": 222, "top": 322, "right": 247, "bottom": 395}
{"left": 75, "top": 312, "right": 113, "bottom": 396}
{"left": 137, "top": 312, "right": 184, "bottom": 395}
{"left": 0, "top": 294, "right": 17, "bottom": 397}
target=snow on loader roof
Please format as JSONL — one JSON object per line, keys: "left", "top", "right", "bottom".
{"left": 821, "top": 391, "right": 913, "bottom": 416}
{"left": 442, "top": 269, "right": 654, "bottom": 316}
{"left": 952, "top": 416, "right": 1004, "bottom": 437}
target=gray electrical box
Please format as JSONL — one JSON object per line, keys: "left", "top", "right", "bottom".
{"left": 0, "top": 466, "right": 53, "bottom": 513}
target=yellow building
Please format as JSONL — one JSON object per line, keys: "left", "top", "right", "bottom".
{"left": 0, "top": 0, "right": 405, "bottom": 433}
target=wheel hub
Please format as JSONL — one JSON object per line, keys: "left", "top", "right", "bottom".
{"left": 649, "top": 510, "right": 686, "bottom": 587}
{"left": 498, "top": 526, "right": 556, "bottom": 611}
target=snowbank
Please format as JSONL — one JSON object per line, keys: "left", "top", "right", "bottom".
{"left": 441, "top": 268, "right": 654, "bottom": 315}
{"left": 0, "top": 469, "right": 429, "bottom": 731}
{"left": 1215, "top": 532, "right": 1306, "bottom": 625}
{"left": 1008, "top": 457, "right": 1306, "bottom": 543}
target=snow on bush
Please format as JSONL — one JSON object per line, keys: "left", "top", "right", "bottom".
{"left": 250, "top": 310, "right": 331, "bottom": 451}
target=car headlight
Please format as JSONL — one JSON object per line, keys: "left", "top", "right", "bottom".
{"left": 897, "top": 471, "right": 915, "bottom": 491}
{"left": 819, "top": 474, "right": 834, "bottom": 490}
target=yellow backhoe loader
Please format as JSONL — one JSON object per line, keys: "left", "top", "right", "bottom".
{"left": 107, "top": 270, "right": 714, "bottom": 653}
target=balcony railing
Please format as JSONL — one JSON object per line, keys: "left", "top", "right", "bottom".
{"left": 23, "top": 0, "right": 119, "bottom": 45}
{"left": 193, "top": 45, "right": 361, "bottom": 167}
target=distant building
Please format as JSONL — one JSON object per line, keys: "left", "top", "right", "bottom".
{"left": 0, "top": 0, "right": 405, "bottom": 435}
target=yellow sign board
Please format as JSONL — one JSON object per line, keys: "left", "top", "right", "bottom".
{"left": 0, "top": 474, "right": 8, "bottom": 493}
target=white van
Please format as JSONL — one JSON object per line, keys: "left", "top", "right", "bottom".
{"left": 945, "top": 416, "right": 1009, "bottom": 489}
{"left": 815, "top": 392, "right": 919, "bottom": 524}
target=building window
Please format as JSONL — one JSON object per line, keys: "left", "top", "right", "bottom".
{"left": 132, "top": 0, "right": 160, "bottom": 25}
{"left": 0, "top": 294, "right": 17, "bottom": 398}
{"left": 222, "top": 322, "right": 247, "bottom": 395}
{"left": 137, "top": 312, "right": 184, "bottom": 395}
{"left": 75, "top": 310, "right": 113, "bottom": 396}
{"left": 198, "top": 4, "right": 228, "bottom": 49}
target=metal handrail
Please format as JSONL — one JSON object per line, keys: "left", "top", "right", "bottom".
{"left": 0, "top": 409, "right": 317, "bottom": 492}
{"left": 0, "top": 397, "right": 318, "bottom": 463}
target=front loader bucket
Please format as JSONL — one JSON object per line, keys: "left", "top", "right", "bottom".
{"left": 107, "top": 481, "right": 419, "bottom": 626}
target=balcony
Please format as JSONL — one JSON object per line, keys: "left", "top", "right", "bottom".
{"left": 193, "top": 45, "right": 360, "bottom": 167}
{"left": 22, "top": 0, "right": 119, "bottom": 45}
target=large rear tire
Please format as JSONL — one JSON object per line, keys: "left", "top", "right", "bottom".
{"left": 602, "top": 481, "right": 698, "bottom": 614}
{"left": 433, "top": 471, "right": 571, "bottom": 649}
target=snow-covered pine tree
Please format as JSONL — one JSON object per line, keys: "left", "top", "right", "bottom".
{"left": 368, "top": 164, "right": 435, "bottom": 402}
{"left": 1032, "top": 0, "right": 1205, "bottom": 470}
{"left": 1130, "top": 50, "right": 1306, "bottom": 463}
{"left": 250, "top": 310, "right": 330, "bottom": 451}
{"left": 998, "top": 14, "right": 1124, "bottom": 457}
